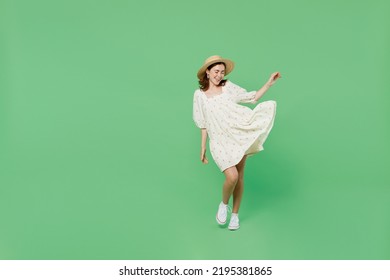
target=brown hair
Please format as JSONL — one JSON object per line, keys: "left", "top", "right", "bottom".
{"left": 198, "top": 62, "right": 228, "bottom": 91}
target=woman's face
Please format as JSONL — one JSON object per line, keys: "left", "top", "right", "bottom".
{"left": 206, "top": 63, "right": 225, "bottom": 87}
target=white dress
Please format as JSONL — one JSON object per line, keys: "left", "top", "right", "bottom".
{"left": 193, "top": 80, "right": 276, "bottom": 172}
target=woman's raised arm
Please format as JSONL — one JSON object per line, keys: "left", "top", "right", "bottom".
{"left": 253, "top": 72, "right": 281, "bottom": 102}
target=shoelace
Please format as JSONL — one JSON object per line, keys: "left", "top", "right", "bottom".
{"left": 226, "top": 205, "right": 232, "bottom": 213}
{"left": 220, "top": 204, "right": 232, "bottom": 215}
{"left": 230, "top": 214, "right": 239, "bottom": 223}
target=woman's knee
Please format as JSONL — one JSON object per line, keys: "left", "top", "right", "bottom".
{"left": 225, "top": 168, "right": 239, "bottom": 185}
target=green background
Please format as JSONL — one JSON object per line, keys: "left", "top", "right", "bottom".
{"left": 1, "top": 0, "right": 389, "bottom": 259}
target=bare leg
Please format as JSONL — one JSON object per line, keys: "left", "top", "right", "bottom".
{"left": 222, "top": 166, "right": 238, "bottom": 204}
{"left": 232, "top": 155, "right": 247, "bottom": 213}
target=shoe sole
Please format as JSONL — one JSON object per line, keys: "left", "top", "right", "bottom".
{"left": 216, "top": 215, "right": 227, "bottom": 225}
{"left": 228, "top": 225, "right": 240, "bottom": 230}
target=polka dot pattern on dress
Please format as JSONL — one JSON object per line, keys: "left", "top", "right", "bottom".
{"left": 193, "top": 80, "right": 276, "bottom": 172}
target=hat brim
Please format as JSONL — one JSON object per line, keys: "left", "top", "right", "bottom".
{"left": 197, "top": 58, "right": 235, "bottom": 80}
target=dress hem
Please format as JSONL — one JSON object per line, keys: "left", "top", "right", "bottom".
{"left": 218, "top": 100, "right": 276, "bottom": 173}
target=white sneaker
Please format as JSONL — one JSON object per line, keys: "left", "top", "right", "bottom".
{"left": 228, "top": 213, "right": 240, "bottom": 230}
{"left": 216, "top": 202, "right": 230, "bottom": 225}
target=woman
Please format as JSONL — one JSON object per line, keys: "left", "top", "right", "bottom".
{"left": 193, "top": 55, "right": 281, "bottom": 230}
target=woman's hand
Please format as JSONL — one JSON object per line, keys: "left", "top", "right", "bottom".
{"left": 267, "top": 72, "right": 282, "bottom": 86}
{"left": 201, "top": 147, "right": 208, "bottom": 164}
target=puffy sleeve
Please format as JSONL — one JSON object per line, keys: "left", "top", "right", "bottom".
{"left": 192, "top": 90, "right": 206, "bottom": 129}
{"left": 227, "top": 80, "right": 257, "bottom": 104}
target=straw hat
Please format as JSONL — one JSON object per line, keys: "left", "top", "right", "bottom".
{"left": 197, "top": 55, "right": 235, "bottom": 80}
